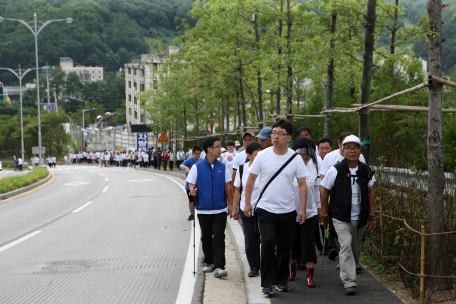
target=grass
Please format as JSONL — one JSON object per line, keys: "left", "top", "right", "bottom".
{"left": 1, "top": 160, "right": 29, "bottom": 169}
{"left": 0, "top": 167, "right": 49, "bottom": 194}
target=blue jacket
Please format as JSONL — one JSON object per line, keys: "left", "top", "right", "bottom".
{"left": 195, "top": 158, "right": 227, "bottom": 211}
{"left": 183, "top": 158, "right": 199, "bottom": 190}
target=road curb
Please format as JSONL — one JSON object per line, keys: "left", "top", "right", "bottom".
{"left": 0, "top": 173, "right": 52, "bottom": 201}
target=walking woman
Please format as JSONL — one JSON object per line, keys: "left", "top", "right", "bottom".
{"left": 289, "top": 137, "right": 320, "bottom": 287}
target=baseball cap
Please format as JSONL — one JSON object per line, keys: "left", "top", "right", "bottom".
{"left": 257, "top": 127, "right": 272, "bottom": 140}
{"left": 342, "top": 135, "right": 363, "bottom": 147}
{"left": 235, "top": 141, "right": 241, "bottom": 146}
{"left": 221, "top": 148, "right": 227, "bottom": 152}
{"left": 243, "top": 131, "right": 255, "bottom": 139}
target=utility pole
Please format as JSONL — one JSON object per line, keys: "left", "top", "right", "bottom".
{"left": 46, "top": 62, "right": 50, "bottom": 113}
{"left": 324, "top": 12, "right": 337, "bottom": 139}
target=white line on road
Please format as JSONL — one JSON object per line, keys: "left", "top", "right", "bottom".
{"left": 0, "top": 231, "right": 42, "bottom": 253}
{"left": 72, "top": 201, "right": 94, "bottom": 213}
{"left": 105, "top": 177, "right": 109, "bottom": 182}
{"left": 98, "top": 173, "right": 104, "bottom": 177}
{"left": 102, "top": 186, "right": 109, "bottom": 192}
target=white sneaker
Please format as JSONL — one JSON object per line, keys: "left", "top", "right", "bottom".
{"left": 214, "top": 268, "right": 228, "bottom": 278}
{"left": 203, "top": 264, "right": 215, "bottom": 272}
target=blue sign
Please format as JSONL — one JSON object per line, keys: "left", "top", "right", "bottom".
{"left": 43, "top": 104, "right": 56, "bottom": 110}
{"left": 137, "top": 133, "right": 148, "bottom": 152}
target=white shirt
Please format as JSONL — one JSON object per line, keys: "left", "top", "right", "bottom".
{"left": 321, "top": 165, "right": 376, "bottom": 220}
{"left": 234, "top": 162, "right": 259, "bottom": 214}
{"left": 186, "top": 161, "right": 232, "bottom": 215}
{"left": 18, "top": 158, "right": 23, "bottom": 165}
{"left": 200, "top": 151, "right": 206, "bottom": 159}
{"left": 143, "top": 153, "right": 149, "bottom": 162}
{"left": 232, "top": 150, "right": 248, "bottom": 171}
{"left": 51, "top": 157, "right": 56, "bottom": 163}
{"left": 186, "top": 150, "right": 193, "bottom": 158}
{"left": 96, "top": 152, "right": 100, "bottom": 159}
{"left": 249, "top": 147, "right": 309, "bottom": 214}
{"left": 320, "top": 149, "right": 366, "bottom": 177}
{"left": 64, "top": 156, "right": 68, "bottom": 161}
{"left": 221, "top": 152, "right": 237, "bottom": 178}
{"left": 35, "top": 157, "right": 39, "bottom": 164}
{"left": 293, "top": 160, "right": 320, "bottom": 222}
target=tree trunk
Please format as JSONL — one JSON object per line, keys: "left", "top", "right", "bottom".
{"left": 358, "top": 0, "right": 376, "bottom": 164}
{"left": 276, "top": 0, "right": 283, "bottom": 116}
{"left": 390, "top": 0, "right": 399, "bottom": 54}
{"left": 210, "top": 110, "right": 214, "bottom": 135}
{"left": 226, "top": 94, "right": 230, "bottom": 143}
{"left": 255, "top": 14, "right": 264, "bottom": 130}
{"left": 221, "top": 103, "right": 225, "bottom": 146}
{"left": 286, "top": 0, "right": 293, "bottom": 117}
{"left": 184, "top": 107, "right": 187, "bottom": 148}
{"left": 324, "top": 12, "right": 337, "bottom": 138}
{"left": 195, "top": 98, "right": 200, "bottom": 146}
{"left": 427, "top": 0, "right": 452, "bottom": 290}
{"left": 239, "top": 60, "right": 247, "bottom": 131}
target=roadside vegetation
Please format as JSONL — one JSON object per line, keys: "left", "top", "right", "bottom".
{"left": 0, "top": 167, "right": 49, "bottom": 194}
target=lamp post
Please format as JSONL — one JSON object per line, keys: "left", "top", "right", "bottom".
{"left": 82, "top": 108, "right": 96, "bottom": 149}
{"left": 0, "top": 14, "right": 73, "bottom": 166}
{"left": 0, "top": 66, "right": 36, "bottom": 162}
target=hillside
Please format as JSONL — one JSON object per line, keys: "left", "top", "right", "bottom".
{"left": 0, "top": 0, "right": 195, "bottom": 84}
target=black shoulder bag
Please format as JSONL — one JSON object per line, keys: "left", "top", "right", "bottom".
{"left": 253, "top": 153, "right": 298, "bottom": 241}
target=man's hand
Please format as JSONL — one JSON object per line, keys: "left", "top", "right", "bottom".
{"left": 228, "top": 205, "right": 233, "bottom": 218}
{"left": 321, "top": 214, "right": 330, "bottom": 229}
{"left": 298, "top": 209, "right": 307, "bottom": 224}
{"left": 190, "top": 187, "right": 197, "bottom": 196}
{"left": 244, "top": 203, "right": 253, "bottom": 217}
{"left": 367, "top": 214, "right": 375, "bottom": 231}
{"left": 231, "top": 208, "right": 239, "bottom": 220}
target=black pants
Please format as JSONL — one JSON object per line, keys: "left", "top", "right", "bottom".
{"left": 153, "top": 159, "right": 157, "bottom": 168}
{"left": 240, "top": 210, "right": 260, "bottom": 270}
{"left": 198, "top": 212, "right": 227, "bottom": 269}
{"left": 157, "top": 159, "right": 161, "bottom": 169}
{"left": 169, "top": 161, "right": 174, "bottom": 170}
{"left": 257, "top": 208, "right": 296, "bottom": 286}
{"left": 300, "top": 215, "right": 317, "bottom": 263}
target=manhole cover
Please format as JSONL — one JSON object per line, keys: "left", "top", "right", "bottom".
{"left": 43, "top": 264, "right": 90, "bottom": 272}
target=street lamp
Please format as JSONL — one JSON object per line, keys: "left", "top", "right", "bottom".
{"left": 0, "top": 14, "right": 72, "bottom": 166}
{"left": 0, "top": 66, "right": 36, "bottom": 162}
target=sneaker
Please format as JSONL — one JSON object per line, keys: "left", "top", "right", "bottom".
{"left": 345, "top": 286, "right": 356, "bottom": 295}
{"left": 203, "top": 264, "right": 215, "bottom": 272}
{"left": 248, "top": 269, "right": 259, "bottom": 277}
{"left": 336, "top": 263, "right": 340, "bottom": 271}
{"left": 188, "top": 214, "right": 194, "bottom": 221}
{"left": 328, "top": 248, "right": 338, "bottom": 260}
{"left": 262, "top": 284, "right": 274, "bottom": 295}
{"left": 276, "top": 284, "right": 289, "bottom": 292}
{"left": 356, "top": 264, "right": 362, "bottom": 273}
{"left": 214, "top": 268, "right": 228, "bottom": 278}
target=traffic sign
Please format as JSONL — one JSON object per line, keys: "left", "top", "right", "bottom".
{"left": 116, "top": 146, "right": 121, "bottom": 152}
{"left": 158, "top": 132, "right": 169, "bottom": 143}
{"left": 137, "top": 133, "right": 148, "bottom": 151}
{"left": 43, "top": 104, "right": 56, "bottom": 110}
{"left": 32, "top": 147, "right": 46, "bottom": 154}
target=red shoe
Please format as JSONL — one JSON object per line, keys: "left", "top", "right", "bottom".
{"left": 306, "top": 267, "right": 316, "bottom": 287}
{"left": 289, "top": 262, "right": 297, "bottom": 281}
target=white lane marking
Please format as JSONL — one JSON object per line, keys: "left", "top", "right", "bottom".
{"left": 105, "top": 177, "right": 109, "bottom": 182}
{"left": 102, "top": 186, "right": 109, "bottom": 192}
{"left": 98, "top": 173, "right": 104, "bottom": 177}
{"left": 128, "top": 179, "right": 154, "bottom": 182}
{"left": 72, "top": 201, "right": 94, "bottom": 213}
{"left": 63, "top": 182, "right": 90, "bottom": 186}
{"left": 0, "top": 231, "right": 42, "bottom": 253}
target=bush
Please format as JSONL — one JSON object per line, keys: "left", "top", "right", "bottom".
{"left": 0, "top": 167, "right": 49, "bottom": 194}
{"left": 1, "top": 160, "right": 29, "bottom": 169}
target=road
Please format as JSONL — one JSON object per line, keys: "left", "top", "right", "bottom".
{"left": 0, "top": 164, "right": 194, "bottom": 304}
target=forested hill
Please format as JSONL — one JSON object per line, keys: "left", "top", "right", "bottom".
{"left": 0, "top": 0, "right": 195, "bottom": 84}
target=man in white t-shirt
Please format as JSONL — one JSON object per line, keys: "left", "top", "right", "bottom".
{"left": 231, "top": 132, "right": 256, "bottom": 196}
{"left": 296, "top": 126, "right": 320, "bottom": 156}
{"left": 186, "top": 147, "right": 193, "bottom": 159}
{"left": 232, "top": 141, "right": 262, "bottom": 278}
{"left": 187, "top": 137, "right": 233, "bottom": 279}
{"left": 220, "top": 140, "right": 237, "bottom": 178}
{"left": 320, "top": 135, "right": 376, "bottom": 296}
{"left": 244, "top": 120, "right": 309, "bottom": 295}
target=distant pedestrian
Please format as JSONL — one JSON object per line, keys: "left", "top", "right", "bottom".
{"left": 168, "top": 148, "right": 175, "bottom": 170}
{"left": 162, "top": 150, "right": 169, "bottom": 170}
{"left": 256, "top": 127, "right": 273, "bottom": 149}
{"left": 220, "top": 140, "right": 237, "bottom": 178}
{"left": 187, "top": 137, "right": 233, "bottom": 279}
{"left": 186, "top": 147, "right": 193, "bottom": 159}
{"left": 13, "top": 156, "right": 18, "bottom": 171}
{"left": 51, "top": 155, "right": 57, "bottom": 168}
{"left": 297, "top": 126, "right": 319, "bottom": 156}
{"left": 176, "top": 148, "right": 185, "bottom": 169}
{"left": 156, "top": 148, "right": 162, "bottom": 170}
{"left": 320, "top": 135, "right": 376, "bottom": 295}
{"left": 317, "top": 137, "right": 332, "bottom": 160}
{"left": 18, "top": 157, "right": 23, "bottom": 171}
{"left": 180, "top": 146, "right": 202, "bottom": 221}
{"left": 231, "top": 132, "right": 256, "bottom": 196}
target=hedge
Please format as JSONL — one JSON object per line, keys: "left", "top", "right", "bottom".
{"left": 0, "top": 167, "right": 49, "bottom": 194}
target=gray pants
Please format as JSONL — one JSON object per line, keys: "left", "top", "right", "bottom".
{"left": 332, "top": 218, "right": 366, "bottom": 288}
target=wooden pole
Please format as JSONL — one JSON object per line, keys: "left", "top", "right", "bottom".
{"left": 380, "top": 203, "right": 384, "bottom": 265}
{"left": 420, "top": 224, "right": 425, "bottom": 301}
{"left": 352, "top": 104, "right": 456, "bottom": 113}
{"left": 429, "top": 75, "right": 456, "bottom": 88}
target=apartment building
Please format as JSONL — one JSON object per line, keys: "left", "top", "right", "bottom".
{"left": 60, "top": 58, "right": 104, "bottom": 82}
{"left": 124, "top": 46, "right": 179, "bottom": 132}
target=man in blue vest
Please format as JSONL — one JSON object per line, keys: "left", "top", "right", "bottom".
{"left": 188, "top": 136, "right": 233, "bottom": 278}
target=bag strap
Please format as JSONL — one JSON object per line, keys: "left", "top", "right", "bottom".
{"left": 254, "top": 153, "right": 298, "bottom": 211}
{"left": 239, "top": 164, "right": 244, "bottom": 195}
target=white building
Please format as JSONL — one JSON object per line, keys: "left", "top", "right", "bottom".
{"left": 60, "top": 57, "right": 104, "bottom": 82}
{"left": 125, "top": 46, "right": 179, "bottom": 132}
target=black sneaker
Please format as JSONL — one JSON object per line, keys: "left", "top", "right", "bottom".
{"left": 276, "top": 284, "right": 289, "bottom": 292}
{"left": 356, "top": 264, "right": 362, "bottom": 273}
{"left": 328, "top": 248, "right": 338, "bottom": 260}
{"left": 188, "top": 214, "right": 194, "bottom": 221}
{"left": 248, "top": 269, "right": 259, "bottom": 277}
{"left": 345, "top": 286, "right": 356, "bottom": 295}
{"left": 262, "top": 284, "right": 273, "bottom": 295}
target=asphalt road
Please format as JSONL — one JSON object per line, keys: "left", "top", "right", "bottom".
{"left": 0, "top": 164, "right": 192, "bottom": 303}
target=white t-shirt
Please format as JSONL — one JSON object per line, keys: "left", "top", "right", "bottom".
{"left": 143, "top": 153, "right": 149, "bottom": 162}
{"left": 18, "top": 158, "right": 23, "bottom": 165}
{"left": 321, "top": 165, "right": 376, "bottom": 220}
{"left": 221, "top": 152, "right": 237, "bottom": 177}
{"left": 64, "top": 156, "right": 68, "bottom": 161}
{"left": 232, "top": 150, "right": 248, "bottom": 171}
{"left": 186, "top": 150, "right": 193, "bottom": 158}
{"left": 249, "top": 147, "right": 309, "bottom": 214}
{"left": 293, "top": 160, "right": 320, "bottom": 221}
{"left": 234, "top": 162, "right": 259, "bottom": 213}
{"left": 200, "top": 151, "right": 206, "bottom": 159}
{"left": 320, "top": 149, "right": 366, "bottom": 177}
{"left": 96, "top": 152, "right": 100, "bottom": 159}
{"left": 186, "top": 161, "right": 232, "bottom": 215}
{"left": 51, "top": 157, "right": 56, "bottom": 163}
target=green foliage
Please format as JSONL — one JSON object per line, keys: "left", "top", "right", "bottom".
{"left": 1, "top": 160, "right": 29, "bottom": 168}
{"left": 0, "top": 167, "right": 49, "bottom": 194}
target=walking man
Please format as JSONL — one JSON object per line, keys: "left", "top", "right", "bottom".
{"left": 231, "top": 132, "right": 256, "bottom": 196}
{"left": 187, "top": 137, "right": 233, "bottom": 278}
{"left": 257, "top": 127, "right": 273, "bottom": 149}
{"left": 180, "top": 146, "right": 202, "bottom": 221}
{"left": 244, "top": 119, "right": 309, "bottom": 295}
{"left": 320, "top": 135, "right": 376, "bottom": 295}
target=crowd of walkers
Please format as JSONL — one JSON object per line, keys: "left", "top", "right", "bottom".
{"left": 185, "top": 119, "right": 376, "bottom": 297}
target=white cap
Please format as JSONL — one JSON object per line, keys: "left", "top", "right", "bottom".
{"left": 342, "top": 135, "right": 363, "bottom": 147}
{"left": 235, "top": 141, "right": 241, "bottom": 146}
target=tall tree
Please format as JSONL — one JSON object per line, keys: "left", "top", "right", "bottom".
{"left": 324, "top": 12, "right": 337, "bottom": 138}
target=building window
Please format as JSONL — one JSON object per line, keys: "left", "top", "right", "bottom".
{"left": 134, "top": 69, "right": 137, "bottom": 76}
{"left": 128, "top": 68, "right": 131, "bottom": 74}
{"left": 140, "top": 69, "right": 145, "bottom": 76}
{"left": 129, "top": 95, "right": 131, "bottom": 102}
{"left": 129, "top": 108, "right": 132, "bottom": 115}
{"left": 128, "top": 81, "right": 131, "bottom": 88}
{"left": 134, "top": 97, "right": 137, "bottom": 105}
{"left": 140, "top": 84, "right": 145, "bottom": 92}
{"left": 99, "top": 71, "right": 101, "bottom": 73}
{"left": 98, "top": 76, "right": 101, "bottom": 78}
{"left": 134, "top": 111, "right": 137, "bottom": 119}
{"left": 134, "top": 82, "right": 137, "bottom": 90}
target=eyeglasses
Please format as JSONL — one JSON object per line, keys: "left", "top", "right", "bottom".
{"left": 271, "top": 132, "right": 289, "bottom": 137}
{"left": 343, "top": 147, "right": 361, "bottom": 151}
{"left": 211, "top": 145, "right": 222, "bottom": 149}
